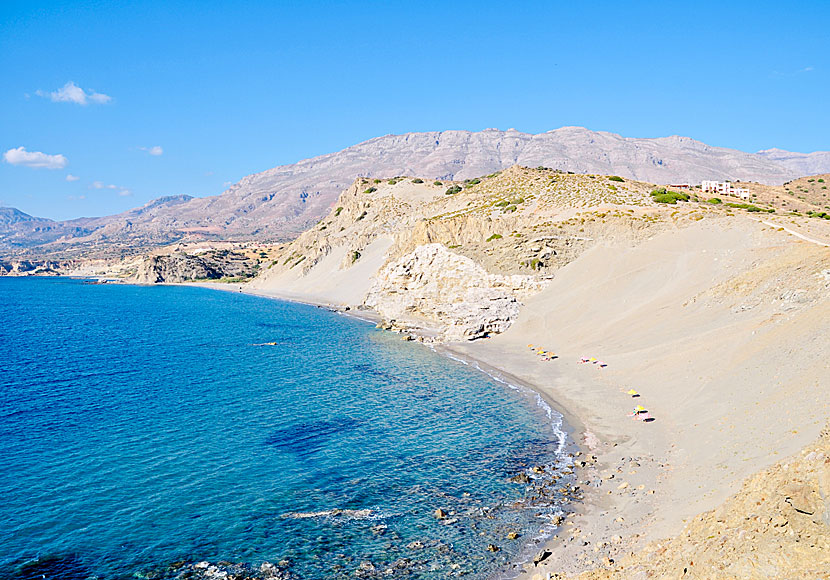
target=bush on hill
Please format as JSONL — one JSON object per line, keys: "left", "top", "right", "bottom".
{"left": 433, "top": 181, "right": 443, "bottom": 186}
{"left": 650, "top": 188, "right": 689, "bottom": 204}
{"left": 608, "top": 175, "right": 624, "bottom": 182}
{"left": 485, "top": 233, "right": 502, "bottom": 242}
{"left": 412, "top": 178, "right": 424, "bottom": 184}
{"left": 445, "top": 185, "right": 462, "bottom": 195}
{"left": 707, "top": 198, "right": 722, "bottom": 204}
{"left": 363, "top": 187, "right": 377, "bottom": 194}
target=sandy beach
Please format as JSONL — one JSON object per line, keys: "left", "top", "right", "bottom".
{"left": 202, "top": 213, "right": 829, "bottom": 578}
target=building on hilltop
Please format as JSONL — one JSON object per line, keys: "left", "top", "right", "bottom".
{"left": 701, "top": 180, "right": 750, "bottom": 199}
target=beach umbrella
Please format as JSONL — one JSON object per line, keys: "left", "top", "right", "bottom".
{"left": 634, "top": 405, "right": 646, "bottom": 413}
{"left": 626, "top": 389, "right": 639, "bottom": 396}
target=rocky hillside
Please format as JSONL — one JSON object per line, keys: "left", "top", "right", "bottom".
{"left": 249, "top": 166, "right": 779, "bottom": 339}
{"left": 569, "top": 426, "right": 830, "bottom": 580}
{"left": 4, "top": 127, "right": 829, "bottom": 257}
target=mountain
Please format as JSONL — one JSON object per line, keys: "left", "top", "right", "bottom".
{"left": 0, "top": 195, "right": 194, "bottom": 254}
{"left": 756, "top": 148, "right": 830, "bottom": 177}
{"left": 3, "top": 127, "right": 829, "bottom": 256}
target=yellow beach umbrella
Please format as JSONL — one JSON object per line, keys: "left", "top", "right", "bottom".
{"left": 634, "top": 405, "right": 646, "bottom": 412}
{"left": 626, "top": 389, "right": 639, "bottom": 396}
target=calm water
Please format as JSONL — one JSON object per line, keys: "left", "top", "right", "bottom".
{"left": 0, "top": 278, "right": 570, "bottom": 579}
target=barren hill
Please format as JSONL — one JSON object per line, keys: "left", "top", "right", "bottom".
{"left": 2, "top": 127, "right": 829, "bottom": 257}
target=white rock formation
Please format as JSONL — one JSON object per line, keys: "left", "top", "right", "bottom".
{"left": 364, "top": 243, "right": 548, "bottom": 341}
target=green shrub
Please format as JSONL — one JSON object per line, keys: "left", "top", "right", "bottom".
{"left": 495, "top": 200, "right": 509, "bottom": 207}
{"left": 608, "top": 175, "right": 624, "bottom": 182}
{"left": 650, "top": 188, "right": 689, "bottom": 204}
{"left": 725, "top": 203, "right": 773, "bottom": 213}
{"left": 334, "top": 206, "right": 344, "bottom": 216}
{"left": 434, "top": 181, "right": 443, "bottom": 186}
{"left": 529, "top": 258, "right": 541, "bottom": 270}
{"left": 412, "top": 178, "right": 424, "bottom": 184}
{"left": 818, "top": 178, "right": 825, "bottom": 183}
{"left": 364, "top": 187, "right": 377, "bottom": 194}
{"left": 808, "top": 211, "right": 830, "bottom": 220}
{"left": 350, "top": 250, "right": 361, "bottom": 263}
{"left": 373, "top": 179, "right": 382, "bottom": 184}
{"left": 465, "top": 178, "right": 481, "bottom": 188}
{"left": 508, "top": 197, "right": 524, "bottom": 205}
{"left": 445, "top": 185, "right": 462, "bottom": 195}
{"left": 485, "top": 233, "right": 502, "bottom": 242}
{"left": 356, "top": 211, "right": 367, "bottom": 221}
{"left": 503, "top": 205, "right": 517, "bottom": 213}
{"left": 707, "top": 197, "right": 722, "bottom": 204}
{"left": 447, "top": 244, "right": 460, "bottom": 249}
{"left": 387, "top": 179, "right": 399, "bottom": 185}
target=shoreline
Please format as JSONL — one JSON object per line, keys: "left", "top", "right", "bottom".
{"left": 185, "top": 279, "right": 624, "bottom": 577}
{"left": 95, "top": 249, "right": 829, "bottom": 579}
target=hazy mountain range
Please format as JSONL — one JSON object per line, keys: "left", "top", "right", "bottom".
{"left": 2, "top": 126, "right": 829, "bottom": 255}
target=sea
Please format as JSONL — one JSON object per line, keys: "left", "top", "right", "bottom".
{"left": 0, "top": 277, "right": 572, "bottom": 580}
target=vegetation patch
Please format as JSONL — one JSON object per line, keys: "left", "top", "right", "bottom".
{"left": 445, "top": 185, "right": 462, "bottom": 195}
{"left": 707, "top": 197, "right": 722, "bottom": 204}
{"left": 363, "top": 187, "right": 377, "bottom": 194}
{"left": 433, "top": 181, "right": 443, "bottom": 186}
{"left": 350, "top": 250, "right": 361, "bottom": 263}
{"left": 334, "top": 206, "right": 344, "bottom": 216}
{"left": 725, "top": 203, "right": 775, "bottom": 213}
{"left": 608, "top": 175, "right": 624, "bottom": 182}
{"left": 485, "top": 233, "right": 502, "bottom": 242}
{"left": 356, "top": 211, "right": 368, "bottom": 221}
{"left": 650, "top": 187, "right": 690, "bottom": 204}
{"left": 807, "top": 211, "right": 830, "bottom": 220}
{"left": 412, "top": 178, "right": 424, "bottom": 184}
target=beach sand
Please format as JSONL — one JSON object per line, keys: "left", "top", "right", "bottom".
{"left": 447, "top": 219, "right": 829, "bottom": 576}
{"left": 199, "top": 216, "right": 829, "bottom": 577}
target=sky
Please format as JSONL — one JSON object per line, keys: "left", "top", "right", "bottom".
{"left": 1, "top": 1, "right": 828, "bottom": 220}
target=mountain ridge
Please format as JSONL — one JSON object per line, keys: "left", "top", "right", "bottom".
{"left": 3, "top": 126, "right": 829, "bottom": 256}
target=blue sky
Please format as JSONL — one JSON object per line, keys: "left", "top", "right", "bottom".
{"left": 1, "top": 1, "right": 828, "bottom": 220}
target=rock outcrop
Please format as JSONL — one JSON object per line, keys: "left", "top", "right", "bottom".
{"left": 364, "top": 244, "right": 548, "bottom": 341}
{"left": 131, "top": 249, "right": 261, "bottom": 284}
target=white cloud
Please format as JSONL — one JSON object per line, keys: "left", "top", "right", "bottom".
{"left": 139, "top": 145, "right": 163, "bottom": 156}
{"left": 66, "top": 174, "right": 80, "bottom": 181}
{"left": 36, "top": 81, "right": 112, "bottom": 105}
{"left": 91, "top": 180, "right": 131, "bottom": 196}
{"left": 3, "top": 146, "right": 68, "bottom": 169}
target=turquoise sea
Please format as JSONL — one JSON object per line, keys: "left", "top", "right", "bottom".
{"left": 0, "top": 278, "right": 571, "bottom": 579}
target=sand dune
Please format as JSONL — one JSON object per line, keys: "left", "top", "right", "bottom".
{"left": 449, "top": 217, "right": 829, "bottom": 575}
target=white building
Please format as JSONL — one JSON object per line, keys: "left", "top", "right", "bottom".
{"left": 700, "top": 180, "right": 750, "bottom": 199}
